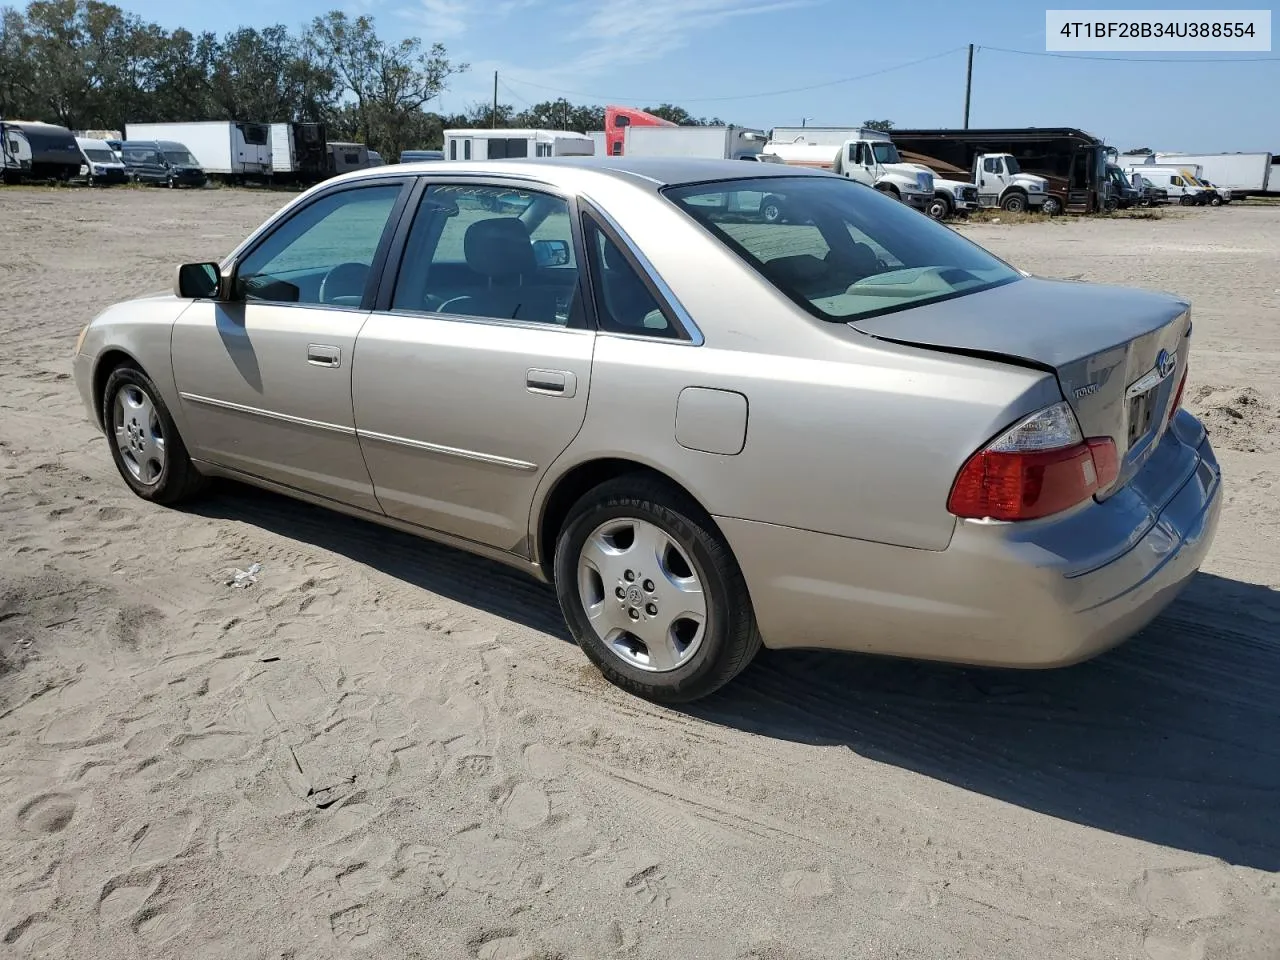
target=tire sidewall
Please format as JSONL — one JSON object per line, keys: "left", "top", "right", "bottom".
{"left": 1001, "top": 192, "right": 1026, "bottom": 212}
{"left": 926, "top": 197, "right": 949, "bottom": 220}
{"left": 554, "top": 489, "right": 744, "bottom": 701}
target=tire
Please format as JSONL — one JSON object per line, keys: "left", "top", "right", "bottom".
{"left": 1103, "top": 196, "right": 1119, "bottom": 213}
{"left": 1180, "top": 195, "right": 1195, "bottom": 206}
{"left": 876, "top": 184, "right": 900, "bottom": 202}
{"left": 103, "top": 365, "right": 207, "bottom": 505}
{"left": 1041, "top": 196, "right": 1063, "bottom": 216}
{"left": 1000, "top": 191, "right": 1028, "bottom": 213}
{"left": 760, "top": 196, "right": 783, "bottom": 223}
{"left": 1209, "top": 195, "right": 1222, "bottom": 207}
{"left": 553, "top": 476, "right": 763, "bottom": 703}
{"left": 925, "top": 195, "right": 951, "bottom": 220}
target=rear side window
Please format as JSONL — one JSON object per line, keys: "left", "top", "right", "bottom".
{"left": 582, "top": 218, "right": 677, "bottom": 338}
{"left": 665, "top": 176, "right": 1020, "bottom": 323}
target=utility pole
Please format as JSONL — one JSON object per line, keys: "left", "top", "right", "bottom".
{"left": 963, "top": 44, "right": 973, "bottom": 129}
{"left": 492, "top": 71, "right": 498, "bottom": 128}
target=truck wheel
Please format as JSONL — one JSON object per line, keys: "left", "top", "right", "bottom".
{"left": 1000, "top": 191, "right": 1028, "bottom": 213}
{"left": 1209, "top": 195, "right": 1222, "bottom": 207}
{"left": 1041, "top": 196, "right": 1063, "bottom": 216}
{"left": 1179, "top": 195, "right": 1195, "bottom": 206}
{"left": 1104, "top": 196, "right": 1119, "bottom": 213}
{"left": 760, "top": 196, "right": 783, "bottom": 222}
{"left": 925, "top": 195, "right": 951, "bottom": 220}
{"left": 876, "top": 184, "right": 900, "bottom": 202}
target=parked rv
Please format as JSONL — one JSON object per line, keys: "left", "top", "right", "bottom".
{"left": 124, "top": 121, "right": 271, "bottom": 181}
{"left": 327, "top": 141, "right": 370, "bottom": 176}
{"left": 75, "top": 137, "right": 129, "bottom": 185}
{"left": 443, "top": 128, "right": 595, "bottom": 160}
{"left": 623, "top": 125, "right": 770, "bottom": 160}
{"left": 1149, "top": 152, "right": 1271, "bottom": 197}
{"left": 400, "top": 150, "right": 444, "bottom": 163}
{"left": 764, "top": 127, "right": 935, "bottom": 212}
{"left": 1, "top": 122, "right": 33, "bottom": 182}
{"left": 0, "top": 120, "right": 81, "bottom": 181}
{"left": 269, "top": 122, "right": 328, "bottom": 183}
{"left": 119, "top": 140, "right": 208, "bottom": 187}
{"left": 891, "top": 128, "right": 1110, "bottom": 215}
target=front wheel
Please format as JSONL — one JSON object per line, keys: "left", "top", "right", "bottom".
{"left": 1180, "top": 195, "right": 1196, "bottom": 206}
{"left": 1000, "top": 191, "right": 1028, "bottom": 212}
{"left": 103, "top": 366, "right": 207, "bottom": 505}
{"left": 1041, "top": 196, "right": 1063, "bottom": 216}
{"left": 1209, "top": 195, "right": 1222, "bottom": 207}
{"left": 760, "top": 196, "right": 783, "bottom": 223}
{"left": 554, "top": 477, "right": 762, "bottom": 703}
{"left": 925, "top": 195, "right": 951, "bottom": 220}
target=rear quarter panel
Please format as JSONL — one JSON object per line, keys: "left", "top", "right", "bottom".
{"left": 540, "top": 175, "right": 1061, "bottom": 553}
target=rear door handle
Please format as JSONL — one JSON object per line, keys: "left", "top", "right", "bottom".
{"left": 307, "top": 343, "right": 341, "bottom": 368}
{"left": 526, "top": 368, "right": 576, "bottom": 398}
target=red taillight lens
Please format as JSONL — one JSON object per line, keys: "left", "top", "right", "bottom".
{"left": 947, "top": 402, "right": 1120, "bottom": 522}
{"left": 1166, "top": 364, "right": 1188, "bottom": 425}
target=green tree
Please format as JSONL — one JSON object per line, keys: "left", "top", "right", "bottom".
{"left": 863, "top": 119, "right": 894, "bottom": 132}
{"left": 642, "top": 103, "right": 724, "bottom": 126}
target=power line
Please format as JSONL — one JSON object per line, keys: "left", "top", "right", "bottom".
{"left": 499, "top": 46, "right": 968, "bottom": 104}
{"left": 981, "top": 45, "right": 1280, "bottom": 64}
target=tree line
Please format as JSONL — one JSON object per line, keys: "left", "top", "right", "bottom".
{"left": 0, "top": 0, "right": 731, "bottom": 160}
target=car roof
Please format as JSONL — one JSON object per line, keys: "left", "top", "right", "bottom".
{"left": 333, "top": 155, "right": 831, "bottom": 192}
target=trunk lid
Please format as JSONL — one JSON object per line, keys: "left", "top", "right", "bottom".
{"left": 855, "top": 277, "right": 1191, "bottom": 492}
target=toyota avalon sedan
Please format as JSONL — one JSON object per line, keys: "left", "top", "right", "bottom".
{"left": 71, "top": 157, "right": 1222, "bottom": 702}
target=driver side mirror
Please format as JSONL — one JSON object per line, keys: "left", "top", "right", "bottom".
{"left": 533, "top": 238, "right": 570, "bottom": 268}
{"left": 174, "top": 262, "right": 222, "bottom": 300}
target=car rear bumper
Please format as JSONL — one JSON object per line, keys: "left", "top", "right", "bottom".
{"left": 718, "top": 411, "right": 1222, "bottom": 667}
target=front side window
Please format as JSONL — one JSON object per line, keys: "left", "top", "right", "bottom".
{"left": 665, "top": 176, "right": 1020, "bottom": 324}
{"left": 582, "top": 218, "right": 676, "bottom": 338}
{"left": 390, "top": 184, "right": 583, "bottom": 326}
{"left": 236, "top": 184, "right": 401, "bottom": 306}
{"left": 983, "top": 157, "right": 1000, "bottom": 174}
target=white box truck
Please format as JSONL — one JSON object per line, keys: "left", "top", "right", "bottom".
{"left": 270, "top": 122, "right": 329, "bottom": 183}
{"left": 123, "top": 121, "right": 272, "bottom": 181}
{"left": 443, "top": 128, "right": 594, "bottom": 161}
{"left": 1151, "top": 152, "right": 1271, "bottom": 197}
{"left": 623, "top": 125, "right": 770, "bottom": 160}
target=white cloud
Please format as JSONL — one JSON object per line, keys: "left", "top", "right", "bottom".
{"left": 412, "top": 0, "right": 471, "bottom": 39}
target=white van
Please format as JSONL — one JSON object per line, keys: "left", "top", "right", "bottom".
{"left": 75, "top": 136, "right": 129, "bottom": 185}
{"left": 1122, "top": 167, "right": 1206, "bottom": 206}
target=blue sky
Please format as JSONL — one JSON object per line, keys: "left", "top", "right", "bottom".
{"left": 123, "top": 0, "right": 1278, "bottom": 151}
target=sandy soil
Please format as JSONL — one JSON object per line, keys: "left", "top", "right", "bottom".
{"left": 1, "top": 187, "right": 1278, "bottom": 960}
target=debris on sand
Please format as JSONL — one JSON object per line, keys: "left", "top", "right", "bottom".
{"left": 1187, "top": 385, "right": 1278, "bottom": 453}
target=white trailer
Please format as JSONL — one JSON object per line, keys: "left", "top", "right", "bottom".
{"left": 588, "top": 130, "right": 607, "bottom": 156}
{"left": 123, "top": 121, "right": 272, "bottom": 180}
{"left": 1151, "top": 152, "right": 1271, "bottom": 196}
{"left": 443, "top": 128, "right": 594, "bottom": 161}
{"left": 623, "top": 125, "right": 769, "bottom": 159}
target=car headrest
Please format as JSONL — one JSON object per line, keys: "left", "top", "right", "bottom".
{"left": 464, "top": 218, "right": 535, "bottom": 278}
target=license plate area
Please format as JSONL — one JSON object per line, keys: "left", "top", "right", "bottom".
{"left": 1127, "top": 388, "right": 1158, "bottom": 446}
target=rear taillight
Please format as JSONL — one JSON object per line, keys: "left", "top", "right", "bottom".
{"left": 948, "top": 402, "right": 1120, "bottom": 522}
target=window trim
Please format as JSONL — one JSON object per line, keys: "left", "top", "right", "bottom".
{"left": 225, "top": 177, "right": 414, "bottom": 312}
{"left": 578, "top": 198, "right": 703, "bottom": 346}
{"left": 374, "top": 175, "right": 596, "bottom": 334}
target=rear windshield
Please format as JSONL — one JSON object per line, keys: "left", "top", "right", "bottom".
{"left": 663, "top": 176, "right": 1020, "bottom": 323}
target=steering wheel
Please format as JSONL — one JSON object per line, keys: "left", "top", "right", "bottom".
{"left": 318, "top": 262, "right": 370, "bottom": 306}
{"left": 436, "top": 295, "right": 474, "bottom": 315}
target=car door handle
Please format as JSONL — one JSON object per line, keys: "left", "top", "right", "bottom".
{"left": 526, "top": 369, "right": 576, "bottom": 398}
{"left": 307, "top": 344, "right": 341, "bottom": 368}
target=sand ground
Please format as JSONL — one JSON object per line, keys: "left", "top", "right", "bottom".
{"left": 1, "top": 187, "right": 1278, "bottom": 959}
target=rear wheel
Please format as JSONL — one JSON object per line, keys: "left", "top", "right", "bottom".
{"left": 103, "top": 365, "right": 207, "bottom": 505}
{"left": 554, "top": 476, "right": 762, "bottom": 703}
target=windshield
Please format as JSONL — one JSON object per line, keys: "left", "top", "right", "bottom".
{"left": 1004, "top": 156, "right": 1022, "bottom": 175}
{"left": 84, "top": 149, "right": 116, "bottom": 163}
{"left": 164, "top": 150, "right": 198, "bottom": 166}
{"left": 664, "top": 176, "right": 1020, "bottom": 323}
{"left": 871, "top": 142, "right": 900, "bottom": 164}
